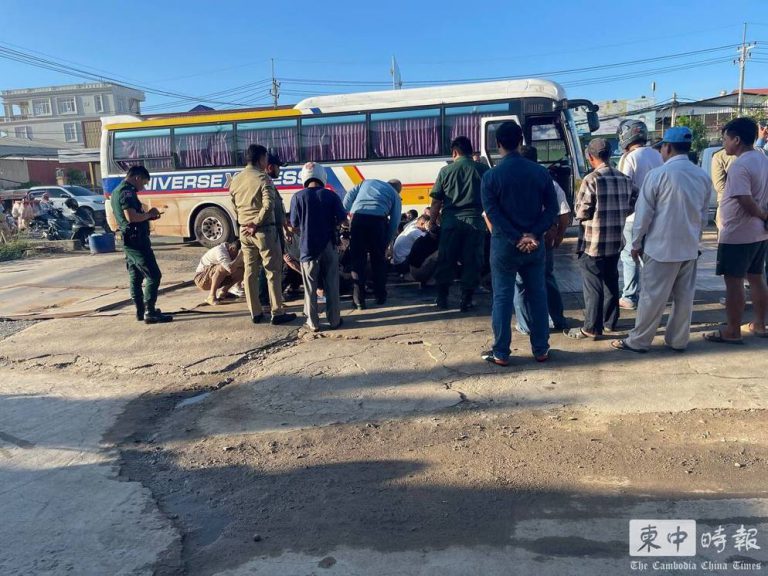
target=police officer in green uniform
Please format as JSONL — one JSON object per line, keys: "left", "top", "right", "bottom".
{"left": 429, "top": 136, "right": 489, "bottom": 311}
{"left": 110, "top": 165, "right": 172, "bottom": 324}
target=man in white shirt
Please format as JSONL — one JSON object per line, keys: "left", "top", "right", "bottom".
{"left": 611, "top": 127, "right": 713, "bottom": 353}
{"left": 194, "top": 241, "right": 244, "bottom": 306}
{"left": 616, "top": 120, "right": 664, "bottom": 310}
{"left": 391, "top": 215, "right": 429, "bottom": 273}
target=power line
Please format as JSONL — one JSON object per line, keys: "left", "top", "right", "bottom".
{"left": 279, "top": 44, "right": 739, "bottom": 89}
{"left": 0, "top": 43, "right": 265, "bottom": 108}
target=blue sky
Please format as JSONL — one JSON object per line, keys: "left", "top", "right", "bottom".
{"left": 1, "top": 0, "right": 767, "bottom": 112}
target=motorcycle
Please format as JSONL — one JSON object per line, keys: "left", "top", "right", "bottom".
{"left": 26, "top": 209, "right": 68, "bottom": 241}
{"left": 26, "top": 207, "right": 95, "bottom": 248}
{"left": 69, "top": 206, "right": 96, "bottom": 249}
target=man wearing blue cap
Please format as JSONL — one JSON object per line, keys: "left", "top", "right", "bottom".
{"left": 611, "top": 127, "right": 713, "bottom": 352}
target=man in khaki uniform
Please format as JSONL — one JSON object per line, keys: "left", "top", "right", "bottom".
{"left": 711, "top": 147, "right": 735, "bottom": 229}
{"left": 229, "top": 144, "right": 296, "bottom": 325}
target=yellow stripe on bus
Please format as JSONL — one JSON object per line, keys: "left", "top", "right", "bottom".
{"left": 105, "top": 108, "right": 303, "bottom": 131}
{"left": 342, "top": 166, "right": 364, "bottom": 185}
{"left": 401, "top": 184, "right": 432, "bottom": 206}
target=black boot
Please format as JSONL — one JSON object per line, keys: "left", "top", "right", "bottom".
{"left": 459, "top": 290, "right": 475, "bottom": 312}
{"left": 135, "top": 302, "right": 145, "bottom": 322}
{"left": 144, "top": 309, "right": 173, "bottom": 324}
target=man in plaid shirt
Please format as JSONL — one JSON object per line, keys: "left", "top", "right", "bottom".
{"left": 567, "top": 138, "right": 636, "bottom": 339}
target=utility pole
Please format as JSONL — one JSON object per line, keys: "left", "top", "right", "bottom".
{"left": 736, "top": 22, "right": 755, "bottom": 115}
{"left": 270, "top": 58, "right": 280, "bottom": 109}
{"left": 671, "top": 92, "right": 678, "bottom": 127}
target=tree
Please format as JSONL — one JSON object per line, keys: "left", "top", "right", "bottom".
{"left": 65, "top": 169, "right": 88, "bottom": 186}
{"left": 675, "top": 116, "right": 708, "bottom": 153}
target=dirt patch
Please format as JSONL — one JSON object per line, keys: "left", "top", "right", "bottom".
{"left": 115, "top": 406, "right": 768, "bottom": 575}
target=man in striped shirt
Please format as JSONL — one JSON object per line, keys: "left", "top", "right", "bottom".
{"left": 567, "top": 138, "right": 636, "bottom": 340}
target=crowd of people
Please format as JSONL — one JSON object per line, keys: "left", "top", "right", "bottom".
{"left": 113, "top": 117, "right": 768, "bottom": 366}
{"left": 1, "top": 191, "right": 92, "bottom": 240}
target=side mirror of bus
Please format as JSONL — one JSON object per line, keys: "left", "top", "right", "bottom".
{"left": 587, "top": 110, "right": 600, "bottom": 133}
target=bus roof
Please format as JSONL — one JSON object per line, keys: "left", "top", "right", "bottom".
{"left": 294, "top": 79, "right": 567, "bottom": 114}
{"left": 103, "top": 78, "right": 567, "bottom": 131}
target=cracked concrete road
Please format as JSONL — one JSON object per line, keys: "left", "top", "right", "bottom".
{"left": 1, "top": 243, "right": 768, "bottom": 575}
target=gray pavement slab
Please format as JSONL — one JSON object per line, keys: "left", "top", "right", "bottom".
{"left": 0, "top": 247, "right": 196, "bottom": 320}
{"left": 0, "top": 368, "right": 178, "bottom": 576}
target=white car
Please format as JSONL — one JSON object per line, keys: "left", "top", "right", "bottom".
{"left": 28, "top": 185, "right": 108, "bottom": 230}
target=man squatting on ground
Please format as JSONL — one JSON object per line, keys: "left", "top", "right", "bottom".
{"left": 194, "top": 241, "right": 244, "bottom": 306}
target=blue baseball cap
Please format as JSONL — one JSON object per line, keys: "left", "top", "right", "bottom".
{"left": 660, "top": 126, "right": 693, "bottom": 144}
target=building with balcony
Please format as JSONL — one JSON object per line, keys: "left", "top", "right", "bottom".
{"left": 1, "top": 82, "right": 145, "bottom": 148}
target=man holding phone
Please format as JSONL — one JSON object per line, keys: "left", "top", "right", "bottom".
{"left": 110, "top": 165, "right": 172, "bottom": 324}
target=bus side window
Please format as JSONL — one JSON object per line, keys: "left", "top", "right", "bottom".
{"left": 300, "top": 114, "right": 366, "bottom": 163}
{"left": 174, "top": 124, "right": 235, "bottom": 169}
{"left": 113, "top": 128, "right": 173, "bottom": 172}
{"left": 443, "top": 103, "right": 509, "bottom": 154}
{"left": 236, "top": 119, "right": 299, "bottom": 165}
{"left": 370, "top": 108, "right": 441, "bottom": 159}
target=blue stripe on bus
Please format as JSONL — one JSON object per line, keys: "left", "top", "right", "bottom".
{"left": 104, "top": 167, "right": 347, "bottom": 198}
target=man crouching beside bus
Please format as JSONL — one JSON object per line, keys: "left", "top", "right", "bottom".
{"left": 111, "top": 165, "right": 173, "bottom": 324}
{"left": 229, "top": 144, "right": 296, "bottom": 325}
{"left": 194, "top": 240, "right": 244, "bottom": 306}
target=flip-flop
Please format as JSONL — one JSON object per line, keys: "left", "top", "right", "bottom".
{"left": 741, "top": 323, "right": 768, "bottom": 338}
{"left": 610, "top": 339, "right": 647, "bottom": 353}
{"left": 565, "top": 328, "right": 597, "bottom": 340}
{"left": 702, "top": 330, "right": 744, "bottom": 345}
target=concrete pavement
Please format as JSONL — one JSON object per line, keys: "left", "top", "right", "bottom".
{"left": 1, "top": 240, "right": 767, "bottom": 575}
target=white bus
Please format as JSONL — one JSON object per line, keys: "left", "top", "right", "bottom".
{"left": 101, "top": 79, "right": 599, "bottom": 247}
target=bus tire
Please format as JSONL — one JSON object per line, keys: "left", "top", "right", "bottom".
{"left": 193, "top": 207, "right": 233, "bottom": 248}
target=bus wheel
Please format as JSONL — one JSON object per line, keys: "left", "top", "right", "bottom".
{"left": 194, "top": 207, "right": 232, "bottom": 248}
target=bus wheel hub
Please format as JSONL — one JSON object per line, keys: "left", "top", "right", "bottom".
{"left": 202, "top": 217, "right": 223, "bottom": 240}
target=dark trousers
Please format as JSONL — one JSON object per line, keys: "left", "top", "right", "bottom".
{"left": 350, "top": 213, "right": 388, "bottom": 302}
{"left": 434, "top": 221, "right": 485, "bottom": 293}
{"left": 124, "top": 242, "right": 162, "bottom": 314}
{"left": 579, "top": 253, "right": 620, "bottom": 334}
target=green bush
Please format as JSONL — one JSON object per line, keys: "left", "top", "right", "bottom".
{"left": 0, "top": 239, "right": 30, "bottom": 262}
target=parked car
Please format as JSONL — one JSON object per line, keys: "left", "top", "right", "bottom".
{"left": 28, "top": 186, "right": 109, "bottom": 231}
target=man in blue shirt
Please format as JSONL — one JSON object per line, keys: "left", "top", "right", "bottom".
{"left": 481, "top": 120, "right": 558, "bottom": 366}
{"left": 342, "top": 178, "right": 402, "bottom": 309}
{"left": 290, "top": 162, "right": 348, "bottom": 331}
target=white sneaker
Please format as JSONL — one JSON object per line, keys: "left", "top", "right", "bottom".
{"left": 229, "top": 286, "right": 245, "bottom": 298}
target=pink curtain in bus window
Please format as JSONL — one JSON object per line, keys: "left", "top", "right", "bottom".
{"left": 118, "top": 135, "right": 172, "bottom": 170}
{"left": 240, "top": 128, "right": 298, "bottom": 163}
{"left": 371, "top": 117, "right": 440, "bottom": 158}
{"left": 176, "top": 132, "right": 232, "bottom": 168}
{"left": 303, "top": 123, "right": 366, "bottom": 161}
{"left": 448, "top": 115, "right": 482, "bottom": 151}
{"left": 448, "top": 113, "right": 501, "bottom": 151}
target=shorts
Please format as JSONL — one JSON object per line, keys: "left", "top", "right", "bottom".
{"left": 194, "top": 264, "right": 229, "bottom": 290}
{"left": 716, "top": 241, "right": 768, "bottom": 277}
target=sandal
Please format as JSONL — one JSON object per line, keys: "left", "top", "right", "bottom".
{"left": 741, "top": 323, "right": 768, "bottom": 338}
{"left": 565, "top": 328, "right": 596, "bottom": 340}
{"left": 610, "top": 339, "right": 647, "bottom": 353}
{"left": 702, "top": 330, "right": 744, "bottom": 345}
{"left": 481, "top": 352, "right": 510, "bottom": 367}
